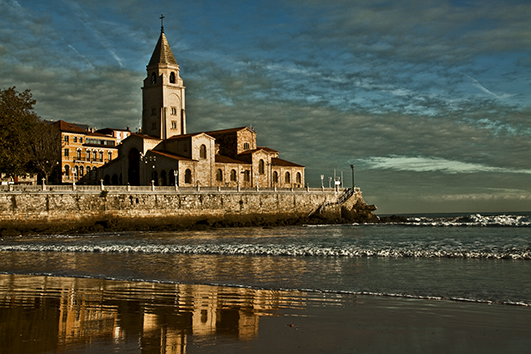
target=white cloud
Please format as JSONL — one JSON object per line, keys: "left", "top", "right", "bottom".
{"left": 358, "top": 156, "right": 531, "bottom": 175}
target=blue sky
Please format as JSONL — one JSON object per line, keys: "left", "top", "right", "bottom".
{"left": 1, "top": 0, "right": 530, "bottom": 214}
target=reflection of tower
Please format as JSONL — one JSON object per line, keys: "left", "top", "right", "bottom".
{"left": 142, "top": 25, "right": 186, "bottom": 139}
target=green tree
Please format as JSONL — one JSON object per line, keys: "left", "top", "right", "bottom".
{"left": 0, "top": 87, "right": 40, "bottom": 179}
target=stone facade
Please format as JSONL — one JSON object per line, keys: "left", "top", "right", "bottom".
{"left": 98, "top": 28, "right": 305, "bottom": 189}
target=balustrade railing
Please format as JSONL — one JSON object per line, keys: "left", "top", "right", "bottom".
{"left": 0, "top": 184, "right": 350, "bottom": 194}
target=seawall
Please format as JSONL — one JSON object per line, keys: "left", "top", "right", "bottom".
{"left": 0, "top": 186, "right": 377, "bottom": 235}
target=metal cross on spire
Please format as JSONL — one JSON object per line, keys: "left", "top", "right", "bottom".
{"left": 160, "top": 13, "right": 165, "bottom": 33}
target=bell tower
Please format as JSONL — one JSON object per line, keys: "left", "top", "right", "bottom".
{"left": 142, "top": 15, "right": 186, "bottom": 139}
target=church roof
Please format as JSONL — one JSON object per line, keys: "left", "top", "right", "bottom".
{"left": 272, "top": 157, "right": 304, "bottom": 167}
{"left": 239, "top": 146, "right": 279, "bottom": 155}
{"left": 148, "top": 32, "right": 178, "bottom": 66}
{"left": 204, "top": 127, "right": 249, "bottom": 135}
{"left": 215, "top": 155, "right": 250, "bottom": 164}
{"left": 150, "top": 150, "right": 195, "bottom": 161}
{"left": 130, "top": 132, "right": 162, "bottom": 140}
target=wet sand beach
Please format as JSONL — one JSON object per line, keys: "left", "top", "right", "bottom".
{"left": 1, "top": 274, "right": 530, "bottom": 354}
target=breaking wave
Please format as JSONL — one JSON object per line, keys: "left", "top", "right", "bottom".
{"left": 1, "top": 243, "right": 529, "bottom": 259}
{"left": 403, "top": 213, "right": 530, "bottom": 227}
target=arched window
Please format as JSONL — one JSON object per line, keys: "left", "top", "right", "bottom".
{"left": 230, "top": 169, "right": 237, "bottom": 181}
{"left": 73, "top": 166, "right": 78, "bottom": 178}
{"left": 285, "top": 172, "right": 290, "bottom": 183}
{"left": 86, "top": 166, "right": 91, "bottom": 175}
{"left": 243, "top": 142, "right": 250, "bottom": 150}
{"left": 104, "top": 175, "right": 111, "bottom": 185}
{"left": 79, "top": 166, "right": 84, "bottom": 176}
{"left": 243, "top": 170, "right": 250, "bottom": 182}
{"left": 296, "top": 172, "right": 302, "bottom": 184}
{"left": 112, "top": 174, "right": 119, "bottom": 185}
{"left": 216, "top": 169, "right": 223, "bottom": 182}
{"left": 273, "top": 171, "right": 278, "bottom": 183}
{"left": 64, "top": 165, "right": 70, "bottom": 177}
{"left": 76, "top": 149, "right": 81, "bottom": 159}
{"left": 170, "top": 72, "right": 176, "bottom": 84}
{"left": 185, "top": 169, "right": 192, "bottom": 184}
{"left": 200, "top": 144, "right": 207, "bottom": 159}
{"left": 151, "top": 72, "right": 157, "bottom": 84}
{"left": 259, "top": 159, "right": 265, "bottom": 174}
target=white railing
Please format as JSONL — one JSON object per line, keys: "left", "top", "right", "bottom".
{"left": 0, "top": 183, "right": 350, "bottom": 195}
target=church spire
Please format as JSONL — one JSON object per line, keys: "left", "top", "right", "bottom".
{"left": 148, "top": 14, "right": 177, "bottom": 67}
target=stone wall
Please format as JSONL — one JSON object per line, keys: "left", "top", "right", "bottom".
{"left": 0, "top": 188, "right": 376, "bottom": 234}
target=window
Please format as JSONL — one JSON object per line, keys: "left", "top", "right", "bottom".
{"left": 230, "top": 169, "right": 237, "bottom": 181}
{"left": 93, "top": 151, "right": 97, "bottom": 160}
{"left": 108, "top": 152, "right": 113, "bottom": 161}
{"left": 86, "top": 166, "right": 91, "bottom": 174}
{"left": 64, "top": 165, "right": 70, "bottom": 176}
{"left": 170, "top": 72, "right": 176, "bottom": 83}
{"left": 243, "top": 142, "right": 250, "bottom": 150}
{"left": 171, "top": 121, "right": 177, "bottom": 129}
{"left": 64, "top": 136, "right": 69, "bottom": 143}
{"left": 200, "top": 144, "right": 207, "bottom": 159}
{"left": 259, "top": 159, "right": 265, "bottom": 174}
{"left": 273, "top": 171, "right": 278, "bottom": 183}
{"left": 64, "top": 149, "right": 69, "bottom": 157}
{"left": 185, "top": 169, "right": 192, "bottom": 184}
{"left": 151, "top": 72, "right": 157, "bottom": 84}
{"left": 297, "top": 172, "right": 302, "bottom": 184}
{"left": 243, "top": 170, "right": 250, "bottom": 182}
{"left": 79, "top": 166, "right": 84, "bottom": 176}
{"left": 216, "top": 169, "right": 223, "bottom": 182}
{"left": 73, "top": 136, "right": 77, "bottom": 143}
{"left": 285, "top": 172, "right": 290, "bottom": 183}
{"left": 86, "top": 151, "right": 90, "bottom": 160}
{"left": 99, "top": 151, "right": 103, "bottom": 161}
{"left": 171, "top": 107, "right": 177, "bottom": 115}
{"left": 76, "top": 150, "right": 81, "bottom": 159}
{"left": 79, "top": 137, "right": 83, "bottom": 143}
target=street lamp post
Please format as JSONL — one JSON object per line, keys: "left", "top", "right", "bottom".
{"left": 320, "top": 175, "right": 324, "bottom": 189}
{"left": 174, "top": 170, "right": 179, "bottom": 191}
{"left": 350, "top": 164, "right": 355, "bottom": 188}
{"left": 328, "top": 177, "right": 332, "bottom": 188}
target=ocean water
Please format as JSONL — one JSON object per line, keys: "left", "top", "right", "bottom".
{"left": 0, "top": 212, "right": 530, "bottom": 353}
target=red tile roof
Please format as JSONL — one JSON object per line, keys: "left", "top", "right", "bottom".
{"left": 150, "top": 150, "right": 195, "bottom": 161}
{"left": 272, "top": 157, "right": 304, "bottom": 167}
{"left": 51, "top": 120, "right": 88, "bottom": 134}
{"left": 215, "top": 155, "right": 250, "bottom": 164}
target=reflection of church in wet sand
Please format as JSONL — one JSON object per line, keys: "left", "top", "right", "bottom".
{"left": 100, "top": 21, "right": 305, "bottom": 188}
{"left": 0, "top": 275, "right": 302, "bottom": 354}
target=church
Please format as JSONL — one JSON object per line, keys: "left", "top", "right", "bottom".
{"left": 99, "top": 25, "right": 305, "bottom": 189}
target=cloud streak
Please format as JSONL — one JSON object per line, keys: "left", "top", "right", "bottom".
{"left": 358, "top": 156, "right": 531, "bottom": 175}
